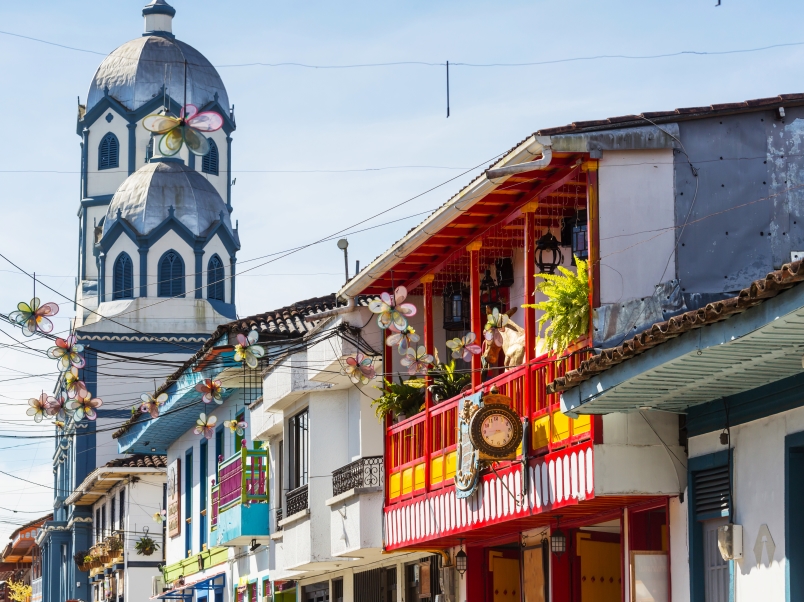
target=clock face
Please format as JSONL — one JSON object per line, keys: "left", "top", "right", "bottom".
{"left": 481, "top": 414, "right": 514, "bottom": 448}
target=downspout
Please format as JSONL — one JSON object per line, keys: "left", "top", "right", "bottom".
{"left": 303, "top": 296, "right": 355, "bottom": 322}
{"left": 485, "top": 144, "right": 552, "bottom": 182}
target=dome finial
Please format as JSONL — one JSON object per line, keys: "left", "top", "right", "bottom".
{"left": 143, "top": 0, "right": 176, "bottom": 37}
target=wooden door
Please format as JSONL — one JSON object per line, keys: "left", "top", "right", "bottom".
{"left": 579, "top": 539, "right": 621, "bottom": 602}
{"left": 492, "top": 557, "right": 521, "bottom": 602}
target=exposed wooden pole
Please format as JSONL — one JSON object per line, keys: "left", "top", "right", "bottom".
{"left": 522, "top": 201, "right": 538, "bottom": 420}
{"left": 421, "top": 273, "right": 435, "bottom": 493}
{"left": 467, "top": 241, "right": 483, "bottom": 388}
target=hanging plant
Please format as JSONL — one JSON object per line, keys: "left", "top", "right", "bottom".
{"left": 106, "top": 536, "right": 123, "bottom": 554}
{"left": 371, "top": 377, "right": 426, "bottom": 421}
{"left": 74, "top": 551, "right": 89, "bottom": 571}
{"left": 523, "top": 256, "right": 590, "bottom": 353}
{"left": 134, "top": 535, "right": 160, "bottom": 557}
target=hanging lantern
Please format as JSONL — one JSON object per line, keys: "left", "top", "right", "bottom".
{"left": 536, "top": 232, "right": 564, "bottom": 274}
{"left": 551, "top": 528, "right": 567, "bottom": 556}
{"left": 455, "top": 540, "right": 468, "bottom": 576}
{"left": 494, "top": 257, "right": 515, "bottom": 288}
{"left": 479, "top": 269, "right": 505, "bottom": 314}
{"left": 443, "top": 282, "right": 470, "bottom": 331}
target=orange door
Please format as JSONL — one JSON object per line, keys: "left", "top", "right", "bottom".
{"left": 492, "top": 557, "right": 521, "bottom": 602}
{"left": 579, "top": 539, "right": 621, "bottom": 602}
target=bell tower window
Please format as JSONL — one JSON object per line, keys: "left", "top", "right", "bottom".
{"left": 98, "top": 132, "right": 119, "bottom": 170}
{"left": 207, "top": 255, "right": 225, "bottom": 301}
{"left": 158, "top": 250, "right": 185, "bottom": 298}
{"left": 202, "top": 139, "right": 219, "bottom": 176}
{"left": 113, "top": 253, "right": 134, "bottom": 300}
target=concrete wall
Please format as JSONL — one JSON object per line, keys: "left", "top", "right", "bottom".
{"left": 688, "top": 405, "right": 804, "bottom": 602}
{"left": 599, "top": 149, "right": 676, "bottom": 304}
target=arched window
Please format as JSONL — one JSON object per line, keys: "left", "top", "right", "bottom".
{"left": 201, "top": 139, "right": 219, "bottom": 176}
{"left": 207, "top": 255, "right": 225, "bottom": 301}
{"left": 158, "top": 250, "right": 185, "bottom": 298}
{"left": 112, "top": 253, "right": 134, "bottom": 300}
{"left": 98, "top": 133, "right": 119, "bottom": 170}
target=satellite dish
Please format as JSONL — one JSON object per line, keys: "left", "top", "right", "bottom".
{"left": 337, "top": 239, "right": 349, "bottom": 250}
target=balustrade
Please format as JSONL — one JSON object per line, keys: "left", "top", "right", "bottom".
{"left": 332, "top": 456, "right": 384, "bottom": 496}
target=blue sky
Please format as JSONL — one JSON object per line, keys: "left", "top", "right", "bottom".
{"left": 0, "top": 0, "right": 802, "bottom": 537}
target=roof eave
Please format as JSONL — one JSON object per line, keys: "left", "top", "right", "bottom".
{"left": 65, "top": 466, "right": 166, "bottom": 506}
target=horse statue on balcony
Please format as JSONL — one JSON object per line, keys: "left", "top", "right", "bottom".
{"left": 481, "top": 307, "right": 547, "bottom": 380}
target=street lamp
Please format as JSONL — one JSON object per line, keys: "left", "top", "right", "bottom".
{"left": 455, "top": 539, "right": 467, "bottom": 576}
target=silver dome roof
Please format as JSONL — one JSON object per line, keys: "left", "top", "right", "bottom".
{"left": 104, "top": 159, "right": 232, "bottom": 238}
{"left": 86, "top": 35, "right": 229, "bottom": 114}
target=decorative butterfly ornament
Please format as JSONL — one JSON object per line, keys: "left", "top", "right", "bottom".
{"left": 64, "top": 367, "right": 88, "bottom": 399}
{"left": 341, "top": 353, "right": 376, "bottom": 385}
{"left": 224, "top": 419, "right": 248, "bottom": 436}
{"left": 46, "top": 392, "right": 71, "bottom": 422}
{"left": 369, "top": 286, "right": 417, "bottom": 332}
{"left": 195, "top": 379, "right": 225, "bottom": 404}
{"left": 194, "top": 413, "right": 218, "bottom": 439}
{"left": 68, "top": 393, "right": 103, "bottom": 422}
{"left": 386, "top": 327, "right": 419, "bottom": 354}
{"left": 143, "top": 104, "right": 223, "bottom": 157}
{"left": 484, "top": 308, "right": 510, "bottom": 347}
{"left": 400, "top": 346, "right": 434, "bottom": 376}
{"left": 47, "top": 335, "right": 85, "bottom": 371}
{"left": 446, "top": 332, "right": 482, "bottom": 362}
{"left": 234, "top": 330, "right": 265, "bottom": 369}
{"left": 27, "top": 393, "right": 49, "bottom": 423}
{"left": 140, "top": 392, "right": 168, "bottom": 419}
{"left": 10, "top": 298, "right": 59, "bottom": 336}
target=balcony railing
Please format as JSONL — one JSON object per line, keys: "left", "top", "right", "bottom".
{"left": 286, "top": 484, "right": 308, "bottom": 516}
{"left": 332, "top": 456, "right": 384, "bottom": 496}
{"left": 211, "top": 444, "right": 269, "bottom": 532}
{"left": 275, "top": 508, "right": 283, "bottom": 531}
{"left": 386, "top": 351, "right": 592, "bottom": 503}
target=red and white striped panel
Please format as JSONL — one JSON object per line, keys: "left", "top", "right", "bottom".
{"left": 384, "top": 442, "right": 594, "bottom": 550}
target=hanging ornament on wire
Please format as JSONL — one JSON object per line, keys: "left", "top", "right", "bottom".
{"left": 68, "top": 392, "right": 102, "bottom": 422}
{"left": 63, "top": 367, "right": 88, "bottom": 399}
{"left": 195, "top": 379, "right": 225, "bottom": 404}
{"left": 140, "top": 392, "right": 168, "bottom": 419}
{"left": 341, "top": 353, "right": 376, "bottom": 385}
{"left": 234, "top": 330, "right": 265, "bottom": 369}
{"left": 26, "top": 393, "right": 49, "bottom": 423}
{"left": 446, "top": 332, "right": 482, "bottom": 362}
{"left": 386, "top": 327, "right": 419, "bottom": 354}
{"left": 46, "top": 392, "right": 72, "bottom": 422}
{"left": 47, "top": 335, "right": 85, "bottom": 371}
{"left": 224, "top": 418, "right": 248, "bottom": 437}
{"left": 369, "top": 286, "right": 417, "bottom": 332}
{"left": 195, "top": 413, "right": 218, "bottom": 439}
{"left": 400, "top": 346, "right": 434, "bottom": 376}
{"left": 9, "top": 298, "right": 59, "bottom": 336}
{"left": 484, "top": 308, "right": 509, "bottom": 347}
{"left": 143, "top": 105, "right": 223, "bottom": 156}
{"left": 152, "top": 508, "right": 167, "bottom": 524}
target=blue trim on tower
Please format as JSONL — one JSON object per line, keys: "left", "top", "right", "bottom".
{"left": 226, "top": 135, "right": 232, "bottom": 209}
{"left": 81, "top": 129, "right": 89, "bottom": 200}
{"left": 194, "top": 249, "right": 203, "bottom": 299}
{"left": 139, "top": 247, "right": 148, "bottom": 297}
{"left": 98, "top": 253, "right": 106, "bottom": 302}
{"left": 127, "top": 122, "right": 137, "bottom": 175}
{"left": 207, "top": 299, "right": 236, "bottom": 320}
{"left": 81, "top": 194, "right": 115, "bottom": 208}
{"left": 230, "top": 256, "right": 236, "bottom": 306}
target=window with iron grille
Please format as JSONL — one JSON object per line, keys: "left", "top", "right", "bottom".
{"left": 119, "top": 490, "right": 125, "bottom": 528}
{"left": 113, "top": 253, "right": 134, "bottom": 299}
{"left": 99, "top": 132, "right": 119, "bottom": 170}
{"left": 158, "top": 250, "right": 185, "bottom": 298}
{"left": 202, "top": 139, "right": 219, "bottom": 175}
{"left": 207, "top": 255, "right": 225, "bottom": 301}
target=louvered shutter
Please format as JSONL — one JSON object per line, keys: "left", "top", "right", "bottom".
{"left": 159, "top": 253, "right": 173, "bottom": 297}
{"left": 202, "top": 140, "right": 219, "bottom": 175}
{"left": 99, "top": 133, "right": 119, "bottom": 170}
{"left": 113, "top": 254, "right": 133, "bottom": 299}
{"left": 208, "top": 256, "right": 224, "bottom": 300}
{"left": 171, "top": 253, "right": 184, "bottom": 297}
{"left": 694, "top": 465, "right": 730, "bottom": 516}
{"left": 123, "top": 256, "right": 133, "bottom": 297}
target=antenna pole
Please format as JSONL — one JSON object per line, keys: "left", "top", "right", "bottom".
{"left": 343, "top": 247, "right": 349, "bottom": 283}
{"left": 446, "top": 61, "right": 450, "bottom": 118}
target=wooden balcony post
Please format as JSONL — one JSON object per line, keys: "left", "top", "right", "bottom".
{"left": 583, "top": 160, "right": 600, "bottom": 337}
{"left": 384, "top": 337, "right": 393, "bottom": 505}
{"left": 422, "top": 274, "right": 435, "bottom": 493}
{"left": 523, "top": 202, "right": 538, "bottom": 420}
{"left": 467, "top": 241, "right": 483, "bottom": 388}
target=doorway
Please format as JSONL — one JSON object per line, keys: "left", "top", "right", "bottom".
{"left": 551, "top": 519, "right": 622, "bottom": 602}
{"left": 486, "top": 545, "right": 521, "bottom": 602}
{"left": 302, "top": 582, "right": 329, "bottom": 602}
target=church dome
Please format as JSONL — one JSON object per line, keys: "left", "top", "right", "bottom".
{"left": 103, "top": 158, "right": 232, "bottom": 238}
{"left": 85, "top": 1, "right": 229, "bottom": 114}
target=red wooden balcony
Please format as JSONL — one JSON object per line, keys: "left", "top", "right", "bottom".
{"left": 385, "top": 351, "right": 593, "bottom": 504}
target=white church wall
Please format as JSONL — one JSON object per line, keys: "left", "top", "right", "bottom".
{"left": 146, "top": 229, "right": 194, "bottom": 298}
{"left": 103, "top": 235, "right": 140, "bottom": 302}
{"left": 87, "top": 109, "right": 130, "bottom": 198}
{"left": 202, "top": 234, "right": 231, "bottom": 303}
{"left": 199, "top": 129, "right": 228, "bottom": 203}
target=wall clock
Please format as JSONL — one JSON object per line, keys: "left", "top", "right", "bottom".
{"left": 469, "top": 402, "right": 523, "bottom": 460}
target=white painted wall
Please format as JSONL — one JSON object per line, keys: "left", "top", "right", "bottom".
{"left": 599, "top": 149, "right": 676, "bottom": 304}
{"left": 202, "top": 234, "right": 231, "bottom": 303}
{"left": 688, "top": 406, "right": 804, "bottom": 602}
{"left": 87, "top": 109, "right": 130, "bottom": 198}
{"left": 669, "top": 494, "right": 690, "bottom": 602}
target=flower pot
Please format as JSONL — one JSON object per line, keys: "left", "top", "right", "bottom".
{"left": 77, "top": 564, "right": 88, "bottom": 572}
{"left": 140, "top": 547, "right": 154, "bottom": 556}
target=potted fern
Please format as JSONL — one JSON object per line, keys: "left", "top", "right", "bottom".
{"left": 427, "top": 360, "right": 471, "bottom": 403}
{"left": 135, "top": 534, "right": 160, "bottom": 557}
{"left": 524, "top": 256, "right": 590, "bottom": 354}
{"left": 372, "top": 377, "right": 426, "bottom": 421}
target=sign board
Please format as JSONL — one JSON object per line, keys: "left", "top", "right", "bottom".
{"left": 167, "top": 458, "right": 181, "bottom": 538}
{"left": 454, "top": 393, "right": 482, "bottom": 499}
{"left": 631, "top": 551, "right": 668, "bottom": 602}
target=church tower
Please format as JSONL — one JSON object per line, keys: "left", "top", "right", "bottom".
{"left": 75, "top": 0, "right": 238, "bottom": 329}
{"left": 40, "top": 6, "right": 240, "bottom": 602}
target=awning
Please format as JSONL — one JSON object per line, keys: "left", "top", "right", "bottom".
{"left": 153, "top": 570, "right": 226, "bottom": 600}
{"left": 559, "top": 270, "right": 804, "bottom": 415}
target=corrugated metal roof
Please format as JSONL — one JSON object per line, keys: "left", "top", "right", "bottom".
{"left": 557, "top": 261, "right": 804, "bottom": 414}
